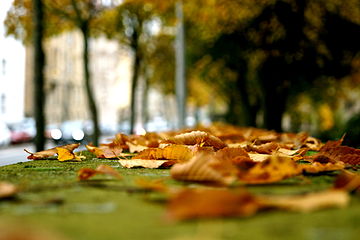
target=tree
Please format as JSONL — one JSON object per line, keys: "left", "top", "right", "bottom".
{"left": 98, "top": 0, "right": 173, "bottom": 133}
{"left": 32, "top": 0, "right": 46, "bottom": 151}
{"left": 5, "top": 0, "right": 104, "bottom": 145}
{"left": 183, "top": 0, "right": 360, "bottom": 131}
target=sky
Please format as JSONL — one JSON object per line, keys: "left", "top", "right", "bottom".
{"left": 0, "top": 0, "right": 26, "bottom": 123}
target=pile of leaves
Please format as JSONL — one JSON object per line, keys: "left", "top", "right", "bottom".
{"left": 20, "top": 123, "right": 360, "bottom": 221}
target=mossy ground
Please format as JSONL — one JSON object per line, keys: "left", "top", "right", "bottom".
{"left": 1, "top": 152, "right": 360, "bottom": 240}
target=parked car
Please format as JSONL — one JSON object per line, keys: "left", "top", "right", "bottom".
{"left": 8, "top": 118, "right": 36, "bottom": 144}
{"left": 49, "top": 120, "right": 92, "bottom": 144}
{"left": 0, "top": 121, "right": 11, "bottom": 147}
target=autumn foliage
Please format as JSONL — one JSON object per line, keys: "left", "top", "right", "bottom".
{"left": 23, "top": 123, "right": 360, "bottom": 221}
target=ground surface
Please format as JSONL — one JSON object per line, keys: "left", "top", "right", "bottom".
{"left": 1, "top": 154, "right": 360, "bottom": 240}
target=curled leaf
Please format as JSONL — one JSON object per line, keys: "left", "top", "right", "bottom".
{"left": 25, "top": 143, "right": 80, "bottom": 160}
{"left": 238, "top": 156, "right": 302, "bottom": 184}
{"left": 170, "top": 153, "right": 235, "bottom": 186}
{"left": 78, "top": 164, "right": 122, "bottom": 180}
{"left": 262, "top": 190, "right": 349, "bottom": 212}
{"left": 166, "top": 188, "right": 261, "bottom": 221}
{"left": 86, "top": 144, "right": 123, "bottom": 159}
{"left": 333, "top": 170, "right": 360, "bottom": 193}
{"left": 301, "top": 161, "right": 345, "bottom": 174}
{"left": 119, "top": 159, "right": 176, "bottom": 169}
{"left": 56, "top": 148, "right": 83, "bottom": 162}
{"left": 164, "top": 131, "right": 227, "bottom": 150}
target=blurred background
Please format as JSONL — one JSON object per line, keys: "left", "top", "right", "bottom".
{"left": 0, "top": 0, "right": 360, "bottom": 152}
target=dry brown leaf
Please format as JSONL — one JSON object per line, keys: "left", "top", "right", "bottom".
{"left": 301, "top": 161, "right": 345, "bottom": 174}
{"left": 238, "top": 156, "right": 302, "bottom": 184}
{"left": 126, "top": 142, "right": 148, "bottom": 153}
{"left": 86, "top": 144, "right": 123, "bottom": 158}
{"left": 170, "top": 153, "right": 235, "bottom": 186}
{"left": 248, "top": 153, "right": 271, "bottom": 162}
{"left": 119, "top": 159, "right": 176, "bottom": 168}
{"left": 302, "top": 136, "right": 323, "bottom": 150}
{"left": 214, "top": 147, "right": 249, "bottom": 162}
{"left": 25, "top": 143, "right": 80, "bottom": 160}
{"left": 78, "top": 164, "right": 122, "bottom": 180}
{"left": 245, "top": 142, "right": 280, "bottom": 154}
{"left": 134, "top": 145, "right": 193, "bottom": 162}
{"left": 0, "top": 182, "right": 17, "bottom": 199}
{"left": 166, "top": 188, "right": 261, "bottom": 221}
{"left": 164, "top": 131, "right": 227, "bottom": 150}
{"left": 262, "top": 190, "right": 349, "bottom": 212}
{"left": 312, "top": 145, "right": 360, "bottom": 165}
{"left": 165, "top": 187, "right": 349, "bottom": 221}
{"left": 333, "top": 170, "right": 360, "bottom": 193}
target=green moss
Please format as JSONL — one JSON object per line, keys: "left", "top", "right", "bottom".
{"left": 1, "top": 155, "right": 360, "bottom": 240}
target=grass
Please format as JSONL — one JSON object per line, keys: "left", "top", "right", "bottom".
{"left": 1, "top": 153, "right": 360, "bottom": 240}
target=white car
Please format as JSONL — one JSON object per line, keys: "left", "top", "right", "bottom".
{"left": 0, "top": 121, "right": 11, "bottom": 146}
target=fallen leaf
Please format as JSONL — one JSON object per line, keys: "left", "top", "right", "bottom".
{"left": 135, "top": 145, "right": 193, "bottom": 162}
{"left": 261, "top": 190, "right": 349, "bottom": 212}
{"left": 214, "top": 147, "right": 249, "bottom": 162}
{"left": 164, "top": 131, "right": 227, "bottom": 150}
{"left": 126, "top": 142, "right": 148, "bottom": 153}
{"left": 56, "top": 148, "right": 83, "bottom": 162}
{"left": 0, "top": 182, "right": 17, "bottom": 199}
{"left": 78, "top": 164, "right": 122, "bottom": 180}
{"left": 333, "top": 170, "right": 360, "bottom": 193}
{"left": 119, "top": 159, "right": 176, "bottom": 169}
{"left": 238, "top": 156, "right": 302, "bottom": 184}
{"left": 301, "top": 161, "right": 345, "bottom": 174}
{"left": 248, "top": 153, "right": 271, "bottom": 162}
{"left": 170, "top": 153, "right": 236, "bottom": 186}
{"left": 166, "top": 188, "right": 261, "bottom": 221}
{"left": 86, "top": 144, "right": 123, "bottom": 158}
{"left": 120, "top": 145, "right": 194, "bottom": 169}
{"left": 312, "top": 145, "right": 360, "bottom": 165}
{"left": 25, "top": 143, "right": 80, "bottom": 160}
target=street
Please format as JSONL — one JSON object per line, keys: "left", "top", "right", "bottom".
{"left": 0, "top": 143, "right": 32, "bottom": 166}
{"left": 0, "top": 142, "right": 55, "bottom": 167}
{"left": 0, "top": 136, "right": 113, "bottom": 167}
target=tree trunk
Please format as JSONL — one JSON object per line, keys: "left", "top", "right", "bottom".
{"left": 235, "top": 74, "right": 257, "bottom": 127}
{"left": 81, "top": 23, "right": 100, "bottom": 146}
{"left": 262, "top": 87, "right": 287, "bottom": 132}
{"left": 259, "top": 58, "right": 289, "bottom": 132}
{"left": 32, "top": 0, "right": 46, "bottom": 151}
{"left": 225, "top": 91, "right": 242, "bottom": 125}
{"left": 129, "top": 38, "right": 141, "bottom": 134}
{"left": 141, "top": 75, "right": 149, "bottom": 130}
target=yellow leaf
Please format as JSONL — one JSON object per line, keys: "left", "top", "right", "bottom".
{"left": 56, "top": 147, "right": 81, "bottom": 162}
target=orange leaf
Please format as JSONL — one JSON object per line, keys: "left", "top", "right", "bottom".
{"left": 170, "top": 153, "right": 236, "bottom": 186}
{"left": 119, "top": 159, "right": 176, "bottom": 169}
{"left": 56, "top": 147, "right": 83, "bottom": 162}
{"left": 312, "top": 145, "right": 360, "bottom": 165}
{"left": 25, "top": 143, "right": 80, "bottom": 160}
{"left": 78, "top": 164, "right": 122, "bottom": 180}
{"left": 86, "top": 144, "right": 123, "bottom": 158}
{"left": 333, "top": 170, "right": 360, "bottom": 193}
{"left": 238, "top": 156, "right": 302, "bottom": 184}
{"left": 301, "top": 161, "right": 345, "bottom": 174}
{"left": 164, "top": 131, "right": 227, "bottom": 150}
{"left": 261, "top": 190, "right": 349, "bottom": 212}
{"left": 166, "top": 188, "right": 261, "bottom": 221}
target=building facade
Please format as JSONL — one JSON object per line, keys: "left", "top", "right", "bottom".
{"left": 25, "top": 31, "right": 133, "bottom": 129}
